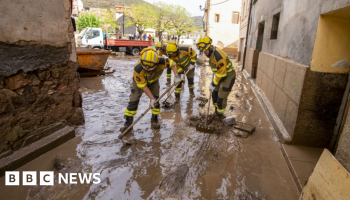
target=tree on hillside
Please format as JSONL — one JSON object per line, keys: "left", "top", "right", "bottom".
{"left": 167, "top": 5, "right": 197, "bottom": 43}
{"left": 77, "top": 12, "right": 101, "bottom": 31}
{"left": 125, "top": 3, "right": 154, "bottom": 39}
{"left": 151, "top": 2, "right": 173, "bottom": 43}
{"left": 100, "top": 10, "right": 120, "bottom": 33}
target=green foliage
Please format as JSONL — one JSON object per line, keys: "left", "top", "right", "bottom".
{"left": 77, "top": 12, "right": 101, "bottom": 31}
{"left": 166, "top": 4, "right": 198, "bottom": 42}
{"left": 125, "top": 3, "right": 154, "bottom": 35}
{"left": 100, "top": 10, "right": 120, "bottom": 33}
{"left": 150, "top": 2, "right": 173, "bottom": 42}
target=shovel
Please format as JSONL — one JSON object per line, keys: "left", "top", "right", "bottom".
{"left": 162, "top": 68, "right": 192, "bottom": 105}
{"left": 118, "top": 76, "right": 186, "bottom": 140}
{"left": 196, "top": 74, "right": 215, "bottom": 134}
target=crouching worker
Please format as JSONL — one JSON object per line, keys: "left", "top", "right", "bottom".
{"left": 197, "top": 36, "right": 236, "bottom": 117}
{"left": 155, "top": 42, "right": 171, "bottom": 83}
{"left": 120, "top": 48, "right": 181, "bottom": 131}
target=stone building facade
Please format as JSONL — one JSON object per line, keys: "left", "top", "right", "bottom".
{"left": 0, "top": 0, "right": 84, "bottom": 154}
{"left": 243, "top": 0, "right": 350, "bottom": 169}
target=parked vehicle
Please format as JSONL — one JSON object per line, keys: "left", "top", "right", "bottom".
{"left": 104, "top": 38, "right": 151, "bottom": 56}
{"left": 76, "top": 27, "right": 151, "bottom": 55}
{"left": 76, "top": 27, "right": 104, "bottom": 49}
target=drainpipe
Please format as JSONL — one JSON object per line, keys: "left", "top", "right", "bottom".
{"left": 241, "top": 0, "right": 253, "bottom": 72}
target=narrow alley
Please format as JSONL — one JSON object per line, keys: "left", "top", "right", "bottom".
{"left": 0, "top": 54, "right": 298, "bottom": 199}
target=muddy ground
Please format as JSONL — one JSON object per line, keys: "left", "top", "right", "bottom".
{"left": 0, "top": 54, "right": 299, "bottom": 199}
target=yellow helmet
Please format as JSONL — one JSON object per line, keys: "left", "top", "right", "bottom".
{"left": 197, "top": 36, "right": 212, "bottom": 52}
{"left": 155, "top": 42, "right": 163, "bottom": 50}
{"left": 140, "top": 47, "right": 159, "bottom": 71}
{"left": 166, "top": 40, "right": 178, "bottom": 57}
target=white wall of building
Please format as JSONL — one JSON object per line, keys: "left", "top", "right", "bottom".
{"left": 207, "top": 0, "right": 241, "bottom": 48}
{"left": 116, "top": 13, "right": 123, "bottom": 19}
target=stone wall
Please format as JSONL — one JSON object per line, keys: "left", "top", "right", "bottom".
{"left": 256, "top": 51, "right": 348, "bottom": 148}
{"left": 336, "top": 110, "right": 350, "bottom": 172}
{"left": 0, "top": 0, "right": 84, "bottom": 154}
{"left": 244, "top": 48, "right": 260, "bottom": 78}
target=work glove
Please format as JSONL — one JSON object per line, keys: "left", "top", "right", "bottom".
{"left": 181, "top": 74, "right": 185, "bottom": 84}
{"left": 174, "top": 75, "right": 182, "bottom": 83}
{"left": 209, "top": 82, "right": 216, "bottom": 93}
{"left": 188, "top": 63, "right": 196, "bottom": 70}
{"left": 150, "top": 98, "right": 157, "bottom": 109}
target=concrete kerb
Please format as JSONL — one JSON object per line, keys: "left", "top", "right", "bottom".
{"left": 0, "top": 126, "right": 75, "bottom": 177}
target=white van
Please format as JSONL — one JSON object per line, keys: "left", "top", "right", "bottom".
{"left": 76, "top": 27, "right": 104, "bottom": 49}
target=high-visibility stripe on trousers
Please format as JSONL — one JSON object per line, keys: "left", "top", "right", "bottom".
{"left": 211, "top": 70, "right": 236, "bottom": 115}
{"left": 124, "top": 80, "right": 161, "bottom": 117}
{"left": 174, "top": 66, "right": 195, "bottom": 94}
{"left": 167, "top": 68, "right": 171, "bottom": 79}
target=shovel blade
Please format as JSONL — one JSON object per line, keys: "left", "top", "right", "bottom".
{"left": 196, "top": 124, "right": 215, "bottom": 134}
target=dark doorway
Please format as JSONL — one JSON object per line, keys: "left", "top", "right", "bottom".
{"left": 256, "top": 21, "right": 265, "bottom": 50}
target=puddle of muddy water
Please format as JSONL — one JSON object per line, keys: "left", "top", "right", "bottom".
{"left": 0, "top": 55, "right": 298, "bottom": 200}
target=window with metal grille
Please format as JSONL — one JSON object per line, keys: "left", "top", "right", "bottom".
{"left": 270, "top": 13, "right": 280, "bottom": 39}
{"left": 232, "top": 12, "right": 239, "bottom": 24}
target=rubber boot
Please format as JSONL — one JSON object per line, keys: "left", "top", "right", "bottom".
{"left": 120, "top": 116, "right": 133, "bottom": 132}
{"left": 217, "top": 113, "right": 226, "bottom": 120}
{"left": 175, "top": 93, "right": 180, "bottom": 102}
{"left": 189, "top": 88, "right": 195, "bottom": 96}
{"left": 166, "top": 79, "right": 171, "bottom": 86}
{"left": 151, "top": 114, "right": 160, "bottom": 129}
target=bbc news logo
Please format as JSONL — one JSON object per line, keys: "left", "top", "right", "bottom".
{"left": 5, "top": 171, "right": 101, "bottom": 186}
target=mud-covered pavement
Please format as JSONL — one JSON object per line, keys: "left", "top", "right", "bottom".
{"left": 0, "top": 54, "right": 299, "bottom": 199}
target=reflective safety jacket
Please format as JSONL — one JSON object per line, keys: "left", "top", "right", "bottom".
{"left": 209, "top": 46, "right": 234, "bottom": 85}
{"left": 169, "top": 47, "right": 197, "bottom": 73}
{"left": 134, "top": 58, "right": 173, "bottom": 88}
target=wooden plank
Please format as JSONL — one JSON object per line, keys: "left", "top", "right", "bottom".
{"left": 299, "top": 149, "right": 350, "bottom": 200}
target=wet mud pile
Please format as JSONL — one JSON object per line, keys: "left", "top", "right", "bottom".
{"left": 195, "top": 96, "right": 208, "bottom": 107}
{"left": 186, "top": 113, "right": 225, "bottom": 134}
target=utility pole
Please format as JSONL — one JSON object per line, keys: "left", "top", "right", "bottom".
{"left": 206, "top": 0, "right": 210, "bottom": 36}
{"left": 123, "top": 8, "right": 125, "bottom": 36}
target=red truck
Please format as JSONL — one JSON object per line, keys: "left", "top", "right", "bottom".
{"left": 104, "top": 38, "right": 152, "bottom": 56}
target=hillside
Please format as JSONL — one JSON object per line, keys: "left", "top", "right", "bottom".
{"left": 191, "top": 16, "right": 202, "bottom": 28}
{"left": 81, "top": 0, "right": 151, "bottom": 9}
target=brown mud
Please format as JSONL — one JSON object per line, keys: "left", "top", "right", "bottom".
{"left": 0, "top": 54, "right": 298, "bottom": 200}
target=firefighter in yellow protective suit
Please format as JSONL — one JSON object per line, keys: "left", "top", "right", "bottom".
{"left": 155, "top": 42, "right": 171, "bottom": 83}
{"left": 197, "top": 36, "right": 236, "bottom": 117}
{"left": 166, "top": 40, "right": 197, "bottom": 99}
{"left": 120, "top": 48, "right": 181, "bottom": 131}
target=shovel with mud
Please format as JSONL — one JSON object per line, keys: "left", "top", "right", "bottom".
{"left": 162, "top": 69, "right": 192, "bottom": 108}
{"left": 196, "top": 74, "right": 215, "bottom": 134}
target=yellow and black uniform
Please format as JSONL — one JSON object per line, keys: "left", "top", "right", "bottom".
{"left": 157, "top": 45, "right": 171, "bottom": 80}
{"left": 209, "top": 46, "right": 236, "bottom": 115}
{"left": 124, "top": 57, "right": 173, "bottom": 117}
{"left": 168, "top": 47, "right": 197, "bottom": 94}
